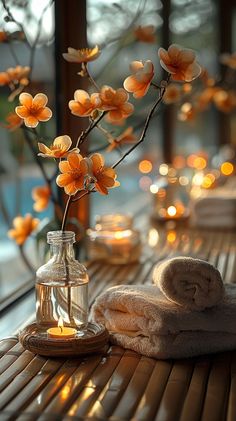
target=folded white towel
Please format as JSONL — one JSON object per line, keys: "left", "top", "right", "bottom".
{"left": 190, "top": 188, "right": 236, "bottom": 228}
{"left": 191, "top": 215, "right": 236, "bottom": 229}
{"left": 91, "top": 284, "right": 236, "bottom": 359}
{"left": 152, "top": 257, "right": 224, "bottom": 311}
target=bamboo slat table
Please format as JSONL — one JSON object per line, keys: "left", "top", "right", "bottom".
{"left": 1, "top": 224, "right": 236, "bottom": 421}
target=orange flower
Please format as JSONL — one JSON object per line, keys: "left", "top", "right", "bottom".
{"left": 158, "top": 44, "right": 201, "bottom": 82}
{"left": 163, "top": 83, "right": 181, "bottom": 104}
{"left": 69, "top": 90, "right": 102, "bottom": 117}
{"left": 32, "top": 185, "right": 51, "bottom": 212}
{"left": 62, "top": 45, "right": 101, "bottom": 63}
{"left": 178, "top": 102, "right": 197, "bottom": 121}
{"left": 123, "top": 60, "right": 154, "bottom": 98}
{"left": 220, "top": 53, "right": 236, "bottom": 70}
{"left": 213, "top": 90, "right": 236, "bottom": 113}
{"left": 8, "top": 214, "right": 39, "bottom": 245}
{"left": 1, "top": 112, "right": 23, "bottom": 130}
{"left": 38, "top": 135, "right": 76, "bottom": 159}
{"left": 0, "top": 72, "right": 10, "bottom": 86}
{"left": 56, "top": 152, "right": 89, "bottom": 195}
{"left": 106, "top": 127, "right": 137, "bottom": 152}
{"left": 99, "top": 85, "right": 134, "bottom": 120}
{"left": 90, "top": 153, "right": 120, "bottom": 195}
{"left": 7, "top": 65, "right": 30, "bottom": 84}
{"left": 15, "top": 93, "right": 52, "bottom": 128}
{"left": 195, "top": 87, "right": 218, "bottom": 111}
{"left": 0, "top": 30, "right": 7, "bottom": 42}
{"left": 134, "top": 25, "right": 156, "bottom": 43}
{"left": 0, "top": 65, "right": 30, "bottom": 86}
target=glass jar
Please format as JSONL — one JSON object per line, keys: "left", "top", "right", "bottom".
{"left": 36, "top": 231, "right": 89, "bottom": 333}
{"left": 86, "top": 214, "right": 141, "bottom": 264}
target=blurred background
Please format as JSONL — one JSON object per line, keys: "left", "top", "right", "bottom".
{"left": 0, "top": 0, "right": 236, "bottom": 334}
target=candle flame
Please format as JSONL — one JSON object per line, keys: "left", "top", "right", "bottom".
{"left": 58, "top": 316, "right": 64, "bottom": 333}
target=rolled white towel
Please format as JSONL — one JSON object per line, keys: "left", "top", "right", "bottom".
{"left": 152, "top": 256, "right": 224, "bottom": 311}
{"left": 91, "top": 284, "right": 236, "bottom": 359}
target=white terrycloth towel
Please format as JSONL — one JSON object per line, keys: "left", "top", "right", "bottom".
{"left": 91, "top": 284, "right": 236, "bottom": 359}
{"left": 152, "top": 256, "right": 224, "bottom": 311}
{"left": 190, "top": 188, "right": 236, "bottom": 228}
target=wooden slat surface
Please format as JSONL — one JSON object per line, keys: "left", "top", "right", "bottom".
{"left": 1, "top": 225, "right": 236, "bottom": 420}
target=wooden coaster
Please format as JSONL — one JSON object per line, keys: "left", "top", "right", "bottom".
{"left": 19, "top": 322, "right": 109, "bottom": 357}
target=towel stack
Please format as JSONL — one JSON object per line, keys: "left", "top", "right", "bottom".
{"left": 190, "top": 187, "right": 236, "bottom": 228}
{"left": 91, "top": 256, "right": 236, "bottom": 359}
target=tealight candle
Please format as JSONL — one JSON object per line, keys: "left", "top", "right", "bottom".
{"left": 87, "top": 214, "right": 141, "bottom": 264}
{"left": 47, "top": 317, "right": 76, "bottom": 339}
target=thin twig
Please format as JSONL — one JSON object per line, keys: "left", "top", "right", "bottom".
{"left": 61, "top": 196, "right": 72, "bottom": 231}
{"left": 23, "top": 128, "right": 58, "bottom": 205}
{"left": 1, "top": 0, "right": 31, "bottom": 48}
{"left": 84, "top": 63, "right": 100, "bottom": 91}
{"left": 29, "top": 0, "right": 54, "bottom": 72}
{"left": 76, "top": 112, "right": 106, "bottom": 148}
{"left": 19, "top": 244, "right": 34, "bottom": 273}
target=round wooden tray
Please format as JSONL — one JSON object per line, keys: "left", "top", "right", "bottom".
{"left": 19, "top": 322, "right": 109, "bottom": 357}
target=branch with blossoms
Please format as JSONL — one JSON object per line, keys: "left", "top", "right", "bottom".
{"left": 1, "top": 1, "right": 201, "bottom": 265}
{"left": 13, "top": 44, "right": 201, "bottom": 234}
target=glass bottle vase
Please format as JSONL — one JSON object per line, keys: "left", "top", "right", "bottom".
{"left": 35, "top": 230, "right": 89, "bottom": 333}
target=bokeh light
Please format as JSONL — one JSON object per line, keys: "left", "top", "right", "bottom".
{"left": 220, "top": 162, "right": 234, "bottom": 176}
{"left": 139, "top": 160, "right": 153, "bottom": 174}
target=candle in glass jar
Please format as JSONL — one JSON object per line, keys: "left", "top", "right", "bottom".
{"left": 47, "top": 317, "right": 76, "bottom": 339}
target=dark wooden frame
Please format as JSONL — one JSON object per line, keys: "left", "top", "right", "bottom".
{"left": 54, "top": 0, "right": 90, "bottom": 231}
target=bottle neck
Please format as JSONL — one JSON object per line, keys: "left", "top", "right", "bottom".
{"left": 50, "top": 242, "right": 75, "bottom": 260}
{"left": 47, "top": 231, "right": 76, "bottom": 262}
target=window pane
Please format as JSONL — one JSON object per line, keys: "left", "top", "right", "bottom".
{"left": 0, "top": 0, "right": 55, "bottom": 305}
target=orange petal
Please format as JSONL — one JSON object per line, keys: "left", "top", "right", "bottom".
{"left": 121, "top": 102, "right": 134, "bottom": 115}
{"left": 158, "top": 48, "right": 170, "bottom": 64}
{"left": 168, "top": 44, "right": 181, "bottom": 60}
{"left": 133, "top": 84, "right": 150, "bottom": 98}
{"left": 108, "top": 110, "right": 123, "bottom": 120}
{"left": 15, "top": 105, "right": 30, "bottom": 118}
{"left": 54, "top": 135, "right": 72, "bottom": 151}
{"left": 74, "top": 177, "right": 85, "bottom": 191}
{"left": 56, "top": 173, "right": 74, "bottom": 187}
{"left": 33, "top": 93, "right": 48, "bottom": 108}
{"left": 24, "top": 116, "right": 39, "bottom": 128}
{"left": 123, "top": 75, "right": 142, "bottom": 93}
{"left": 179, "top": 49, "right": 196, "bottom": 65}
{"left": 38, "top": 143, "right": 52, "bottom": 155}
{"left": 37, "top": 107, "right": 52, "bottom": 121}
{"left": 184, "top": 62, "right": 202, "bottom": 82}
{"left": 98, "top": 174, "right": 116, "bottom": 187}
{"left": 74, "top": 89, "right": 90, "bottom": 102}
{"left": 67, "top": 152, "right": 83, "bottom": 170}
{"left": 19, "top": 92, "right": 33, "bottom": 107}
{"left": 91, "top": 153, "right": 104, "bottom": 172}
{"left": 59, "top": 160, "right": 71, "bottom": 173}
{"left": 116, "top": 88, "right": 129, "bottom": 103}
{"left": 95, "top": 182, "right": 108, "bottom": 195}
{"left": 130, "top": 61, "right": 144, "bottom": 73}
{"left": 64, "top": 181, "right": 78, "bottom": 195}
{"left": 102, "top": 167, "right": 116, "bottom": 178}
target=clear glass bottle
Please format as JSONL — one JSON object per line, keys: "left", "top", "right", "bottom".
{"left": 86, "top": 214, "right": 141, "bottom": 264}
{"left": 36, "top": 231, "right": 89, "bottom": 333}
